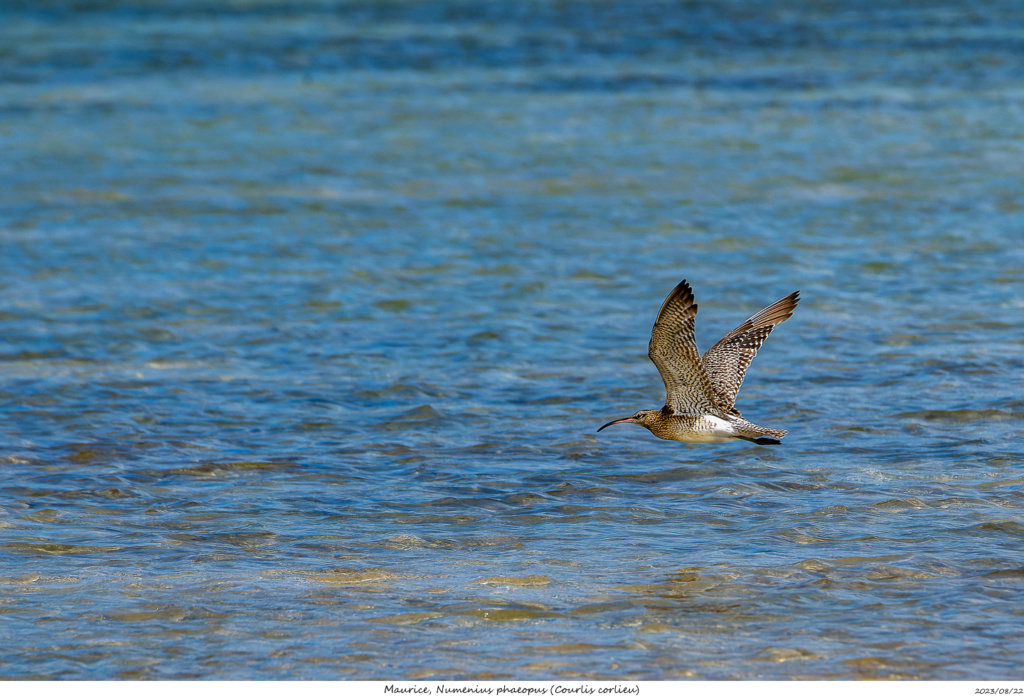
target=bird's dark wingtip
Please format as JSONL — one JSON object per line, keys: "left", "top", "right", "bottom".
{"left": 653, "top": 279, "right": 697, "bottom": 326}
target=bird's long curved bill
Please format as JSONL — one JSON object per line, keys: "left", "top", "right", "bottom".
{"left": 597, "top": 417, "right": 636, "bottom": 432}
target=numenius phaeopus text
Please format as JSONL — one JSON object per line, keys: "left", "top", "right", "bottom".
{"left": 598, "top": 279, "right": 799, "bottom": 445}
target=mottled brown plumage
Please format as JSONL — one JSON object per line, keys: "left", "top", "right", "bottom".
{"left": 598, "top": 280, "right": 799, "bottom": 444}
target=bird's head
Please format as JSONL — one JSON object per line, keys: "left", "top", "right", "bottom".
{"left": 597, "top": 409, "right": 659, "bottom": 433}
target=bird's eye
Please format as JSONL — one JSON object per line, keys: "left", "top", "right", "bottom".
{"left": 634, "top": 413, "right": 643, "bottom": 419}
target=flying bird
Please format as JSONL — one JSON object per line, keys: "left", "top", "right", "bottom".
{"left": 598, "top": 280, "right": 799, "bottom": 445}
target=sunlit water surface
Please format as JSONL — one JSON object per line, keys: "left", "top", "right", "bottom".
{"left": 2, "top": 0, "right": 1023, "bottom": 680}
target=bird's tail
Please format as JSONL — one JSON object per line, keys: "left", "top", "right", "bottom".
{"left": 730, "top": 417, "right": 787, "bottom": 445}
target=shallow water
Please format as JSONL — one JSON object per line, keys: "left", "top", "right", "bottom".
{"left": 2, "top": 0, "right": 1024, "bottom": 681}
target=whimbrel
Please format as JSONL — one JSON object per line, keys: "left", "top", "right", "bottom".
{"left": 598, "top": 279, "right": 799, "bottom": 445}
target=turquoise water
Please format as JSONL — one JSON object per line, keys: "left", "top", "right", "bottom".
{"left": 2, "top": 0, "right": 1023, "bottom": 680}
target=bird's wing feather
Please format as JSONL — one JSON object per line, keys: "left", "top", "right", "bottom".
{"left": 647, "top": 280, "right": 721, "bottom": 416}
{"left": 701, "top": 291, "right": 799, "bottom": 413}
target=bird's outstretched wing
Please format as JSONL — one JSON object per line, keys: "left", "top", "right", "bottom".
{"left": 648, "top": 280, "right": 721, "bottom": 416}
{"left": 701, "top": 291, "right": 799, "bottom": 414}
